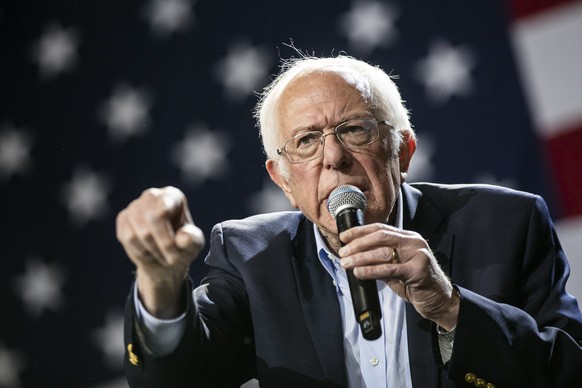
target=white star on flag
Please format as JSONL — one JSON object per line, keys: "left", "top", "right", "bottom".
{"left": 0, "top": 344, "right": 26, "bottom": 387}
{"left": 99, "top": 83, "right": 153, "bottom": 144}
{"left": 415, "top": 39, "right": 476, "bottom": 105}
{"left": 215, "top": 41, "right": 271, "bottom": 102}
{"left": 92, "top": 311, "right": 124, "bottom": 369}
{"left": 338, "top": 0, "right": 399, "bottom": 55}
{"left": 143, "top": 0, "right": 194, "bottom": 37}
{"left": 248, "top": 180, "right": 293, "bottom": 214}
{"left": 31, "top": 22, "right": 79, "bottom": 80}
{"left": 61, "top": 165, "right": 112, "bottom": 227}
{"left": 0, "top": 124, "right": 34, "bottom": 181}
{"left": 171, "top": 123, "right": 231, "bottom": 185}
{"left": 14, "top": 257, "right": 67, "bottom": 317}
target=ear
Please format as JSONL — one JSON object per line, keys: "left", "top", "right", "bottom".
{"left": 265, "top": 159, "right": 299, "bottom": 209}
{"left": 398, "top": 130, "right": 417, "bottom": 182}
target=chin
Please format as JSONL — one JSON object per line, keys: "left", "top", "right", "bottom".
{"left": 365, "top": 207, "right": 388, "bottom": 224}
{"left": 318, "top": 216, "right": 339, "bottom": 236}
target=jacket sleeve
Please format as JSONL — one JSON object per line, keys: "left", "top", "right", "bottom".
{"left": 447, "top": 195, "right": 582, "bottom": 387}
{"left": 123, "top": 223, "right": 256, "bottom": 388}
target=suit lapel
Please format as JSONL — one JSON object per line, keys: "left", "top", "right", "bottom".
{"left": 286, "top": 186, "right": 456, "bottom": 387}
{"left": 402, "top": 184, "right": 455, "bottom": 387}
{"left": 291, "top": 218, "right": 347, "bottom": 387}
{"left": 403, "top": 183, "right": 456, "bottom": 275}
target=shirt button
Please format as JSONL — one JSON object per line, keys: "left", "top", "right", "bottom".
{"left": 332, "top": 280, "right": 337, "bottom": 287}
{"left": 370, "top": 357, "right": 379, "bottom": 367}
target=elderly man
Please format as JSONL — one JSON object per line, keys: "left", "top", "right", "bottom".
{"left": 117, "top": 56, "right": 582, "bottom": 387}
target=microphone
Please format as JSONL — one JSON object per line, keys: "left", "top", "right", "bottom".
{"left": 327, "top": 185, "right": 382, "bottom": 340}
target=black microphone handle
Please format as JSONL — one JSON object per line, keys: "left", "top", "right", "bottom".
{"left": 336, "top": 207, "right": 382, "bottom": 340}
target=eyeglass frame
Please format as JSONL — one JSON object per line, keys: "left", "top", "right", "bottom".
{"left": 276, "top": 118, "right": 393, "bottom": 164}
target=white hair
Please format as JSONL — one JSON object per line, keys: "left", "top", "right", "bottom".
{"left": 254, "top": 55, "right": 415, "bottom": 174}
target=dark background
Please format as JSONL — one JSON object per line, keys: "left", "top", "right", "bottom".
{"left": 1, "top": 0, "right": 579, "bottom": 386}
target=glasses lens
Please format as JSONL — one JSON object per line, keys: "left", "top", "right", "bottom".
{"left": 282, "top": 119, "right": 381, "bottom": 163}
{"left": 337, "top": 118, "right": 378, "bottom": 147}
{"left": 288, "top": 131, "right": 323, "bottom": 162}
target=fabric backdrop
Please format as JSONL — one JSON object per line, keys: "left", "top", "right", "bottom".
{"left": 1, "top": 0, "right": 581, "bottom": 386}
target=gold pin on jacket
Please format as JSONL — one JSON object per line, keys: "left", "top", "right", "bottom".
{"left": 127, "top": 343, "right": 139, "bottom": 366}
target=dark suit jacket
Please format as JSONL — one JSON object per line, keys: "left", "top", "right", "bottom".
{"left": 124, "top": 183, "right": 582, "bottom": 387}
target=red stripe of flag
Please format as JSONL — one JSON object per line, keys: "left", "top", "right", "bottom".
{"left": 508, "top": 0, "right": 580, "bottom": 19}
{"left": 546, "top": 126, "right": 582, "bottom": 217}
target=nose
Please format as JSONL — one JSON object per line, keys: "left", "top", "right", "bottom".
{"left": 321, "top": 132, "right": 351, "bottom": 169}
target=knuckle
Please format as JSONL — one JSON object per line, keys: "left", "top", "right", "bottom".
{"left": 381, "top": 246, "right": 393, "bottom": 259}
{"left": 138, "top": 195, "right": 172, "bottom": 223}
{"left": 163, "top": 185, "right": 183, "bottom": 197}
{"left": 151, "top": 200, "right": 171, "bottom": 220}
{"left": 141, "top": 187, "right": 161, "bottom": 199}
{"left": 162, "top": 186, "right": 186, "bottom": 206}
{"left": 141, "top": 188, "right": 171, "bottom": 210}
{"left": 116, "top": 226, "right": 132, "bottom": 244}
{"left": 126, "top": 233, "right": 142, "bottom": 248}
{"left": 135, "top": 227, "right": 155, "bottom": 244}
{"left": 372, "top": 231, "right": 391, "bottom": 249}
{"left": 378, "top": 229, "right": 392, "bottom": 242}
{"left": 116, "top": 215, "right": 134, "bottom": 244}
{"left": 159, "top": 239, "right": 177, "bottom": 254}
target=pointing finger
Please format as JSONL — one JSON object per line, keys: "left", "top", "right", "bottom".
{"left": 175, "top": 223, "right": 205, "bottom": 257}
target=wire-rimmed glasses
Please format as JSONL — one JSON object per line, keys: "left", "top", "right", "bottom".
{"left": 276, "top": 118, "right": 391, "bottom": 164}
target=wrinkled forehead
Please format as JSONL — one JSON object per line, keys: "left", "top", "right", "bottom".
{"left": 275, "top": 71, "right": 372, "bottom": 133}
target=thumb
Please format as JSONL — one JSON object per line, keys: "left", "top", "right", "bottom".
{"left": 175, "top": 223, "right": 205, "bottom": 256}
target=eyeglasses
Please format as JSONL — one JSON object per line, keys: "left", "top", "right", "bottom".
{"left": 276, "top": 118, "right": 390, "bottom": 164}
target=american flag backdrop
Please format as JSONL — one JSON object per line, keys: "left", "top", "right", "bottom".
{"left": 1, "top": 0, "right": 581, "bottom": 386}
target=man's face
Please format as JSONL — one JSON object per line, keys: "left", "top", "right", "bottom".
{"left": 266, "top": 71, "right": 412, "bottom": 247}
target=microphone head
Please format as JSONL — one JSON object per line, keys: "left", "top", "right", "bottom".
{"left": 327, "top": 185, "right": 367, "bottom": 218}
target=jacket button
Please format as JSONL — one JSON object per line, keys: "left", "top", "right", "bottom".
{"left": 475, "top": 378, "right": 486, "bottom": 387}
{"left": 465, "top": 373, "right": 477, "bottom": 383}
{"left": 486, "top": 384, "right": 496, "bottom": 388}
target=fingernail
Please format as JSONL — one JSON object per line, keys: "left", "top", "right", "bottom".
{"left": 338, "top": 246, "right": 348, "bottom": 256}
{"left": 340, "top": 257, "right": 352, "bottom": 267}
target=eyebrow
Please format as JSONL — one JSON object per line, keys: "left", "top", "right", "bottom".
{"left": 289, "top": 113, "right": 374, "bottom": 135}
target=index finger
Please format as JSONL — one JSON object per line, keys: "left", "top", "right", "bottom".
{"left": 143, "top": 188, "right": 190, "bottom": 264}
{"left": 338, "top": 223, "right": 416, "bottom": 256}
{"left": 339, "top": 223, "right": 399, "bottom": 244}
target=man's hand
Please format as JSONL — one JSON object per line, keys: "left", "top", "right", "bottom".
{"left": 338, "top": 224, "right": 459, "bottom": 330}
{"left": 116, "top": 187, "right": 205, "bottom": 319}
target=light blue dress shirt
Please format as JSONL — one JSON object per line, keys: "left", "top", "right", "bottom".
{"left": 312, "top": 189, "right": 412, "bottom": 388}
